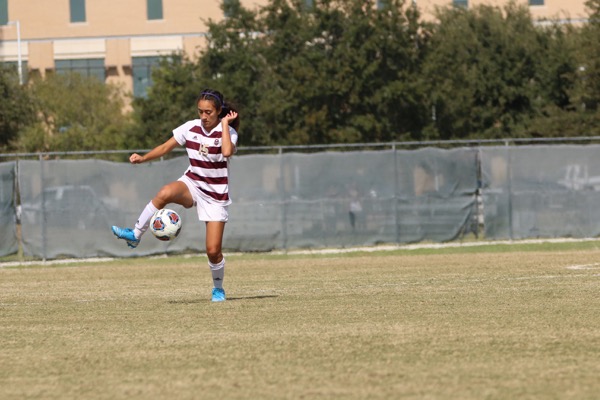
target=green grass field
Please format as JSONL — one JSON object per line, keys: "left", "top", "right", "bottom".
{"left": 1, "top": 242, "right": 600, "bottom": 399}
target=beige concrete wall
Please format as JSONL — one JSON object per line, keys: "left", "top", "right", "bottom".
{"left": 53, "top": 38, "right": 105, "bottom": 59}
{"left": 0, "top": 0, "right": 252, "bottom": 97}
{"left": 27, "top": 41, "right": 54, "bottom": 77}
{"left": 183, "top": 35, "right": 208, "bottom": 60}
{"left": 1, "top": 0, "right": 590, "bottom": 42}
{"left": 0, "top": 33, "right": 28, "bottom": 62}
{"left": 105, "top": 38, "right": 133, "bottom": 96}
{"left": 105, "top": 38, "right": 132, "bottom": 68}
{"left": 417, "top": 0, "right": 588, "bottom": 22}
{"left": 7, "top": 0, "right": 215, "bottom": 39}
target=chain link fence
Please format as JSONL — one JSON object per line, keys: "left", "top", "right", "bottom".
{"left": 3, "top": 138, "right": 600, "bottom": 260}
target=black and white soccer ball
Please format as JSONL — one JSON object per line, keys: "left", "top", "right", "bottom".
{"left": 150, "top": 209, "right": 182, "bottom": 241}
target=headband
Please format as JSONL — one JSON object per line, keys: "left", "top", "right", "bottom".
{"left": 201, "top": 92, "right": 222, "bottom": 107}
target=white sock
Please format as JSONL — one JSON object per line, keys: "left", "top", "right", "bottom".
{"left": 134, "top": 201, "right": 159, "bottom": 239}
{"left": 208, "top": 258, "right": 225, "bottom": 289}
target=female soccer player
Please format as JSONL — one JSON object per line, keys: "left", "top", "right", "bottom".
{"left": 111, "top": 89, "right": 239, "bottom": 302}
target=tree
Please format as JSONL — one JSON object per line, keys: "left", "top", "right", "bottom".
{"left": 0, "top": 65, "right": 36, "bottom": 151}
{"left": 515, "top": 22, "right": 595, "bottom": 138}
{"left": 128, "top": 55, "right": 204, "bottom": 149}
{"left": 135, "top": 0, "right": 595, "bottom": 145}
{"left": 514, "top": 1, "right": 600, "bottom": 138}
{"left": 422, "top": 3, "right": 570, "bottom": 139}
{"left": 15, "top": 73, "right": 132, "bottom": 153}
{"left": 250, "top": 0, "right": 429, "bottom": 144}
{"left": 130, "top": 0, "right": 265, "bottom": 147}
{"left": 137, "top": 0, "right": 430, "bottom": 146}
{"left": 574, "top": 0, "right": 600, "bottom": 112}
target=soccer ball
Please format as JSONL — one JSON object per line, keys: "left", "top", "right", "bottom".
{"left": 150, "top": 209, "right": 182, "bottom": 241}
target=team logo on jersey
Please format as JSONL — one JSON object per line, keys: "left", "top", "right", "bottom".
{"left": 214, "top": 139, "right": 220, "bottom": 146}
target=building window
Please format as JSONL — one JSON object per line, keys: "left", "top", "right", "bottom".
{"left": 55, "top": 59, "right": 105, "bottom": 82}
{"left": 223, "top": 0, "right": 234, "bottom": 18}
{"left": 133, "top": 56, "right": 161, "bottom": 98}
{"left": 529, "top": 0, "right": 544, "bottom": 5}
{"left": 376, "top": 0, "right": 387, "bottom": 9}
{"left": 147, "top": 0, "right": 163, "bottom": 20}
{"left": 0, "top": 0, "right": 8, "bottom": 25}
{"left": 453, "top": 0, "right": 468, "bottom": 7}
{"left": 70, "top": 0, "right": 86, "bottom": 23}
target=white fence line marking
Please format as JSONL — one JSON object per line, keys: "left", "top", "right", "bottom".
{"left": 566, "top": 263, "right": 600, "bottom": 270}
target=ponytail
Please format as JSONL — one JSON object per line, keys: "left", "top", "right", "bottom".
{"left": 220, "top": 101, "right": 240, "bottom": 131}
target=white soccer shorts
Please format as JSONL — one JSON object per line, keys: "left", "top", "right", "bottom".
{"left": 178, "top": 175, "right": 229, "bottom": 222}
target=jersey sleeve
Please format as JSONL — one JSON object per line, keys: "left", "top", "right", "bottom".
{"left": 172, "top": 121, "right": 193, "bottom": 146}
{"left": 230, "top": 127, "right": 239, "bottom": 147}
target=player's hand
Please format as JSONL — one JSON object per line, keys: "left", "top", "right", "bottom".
{"left": 222, "top": 110, "right": 238, "bottom": 124}
{"left": 130, "top": 153, "right": 144, "bottom": 164}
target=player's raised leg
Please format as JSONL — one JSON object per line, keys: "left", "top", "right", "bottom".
{"left": 112, "top": 181, "right": 193, "bottom": 248}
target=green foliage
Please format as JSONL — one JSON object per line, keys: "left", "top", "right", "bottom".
{"left": 0, "top": 66, "right": 36, "bottom": 151}
{"left": 517, "top": 105, "right": 599, "bottom": 137}
{"left": 137, "top": 0, "right": 429, "bottom": 146}
{"left": 575, "top": 0, "right": 600, "bottom": 112}
{"left": 423, "top": 3, "right": 556, "bottom": 139}
{"left": 15, "top": 73, "right": 131, "bottom": 153}
{"left": 138, "top": 0, "right": 594, "bottom": 145}
{"left": 252, "top": 0, "right": 429, "bottom": 144}
{"left": 129, "top": 55, "right": 203, "bottom": 148}
{"left": 519, "top": 0, "right": 600, "bottom": 137}
{"left": 4, "top": 0, "right": 600, "bottom": 153}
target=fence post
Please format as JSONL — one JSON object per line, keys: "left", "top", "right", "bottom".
{"left": 504, "top": 141, "right": 514, "bottom": 240}
{"left": 475, "top": 147, "right": 482, "bottom": 239}
{"left": 278, "top": 147, "right": 288, "bottom": 252}
{"left": 13, "top": 160, "right": 23, "bottom": 261}
{"left": 393, "top": 143, "right": 400, "bottom": 244}
{"left": 39, "top": 154, "right": 47, "bottom": 262}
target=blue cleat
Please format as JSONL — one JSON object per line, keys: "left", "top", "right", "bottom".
{"left": 211, "top": 287, "right": 226, "bottom": 302}
{"left": 111, "top": 226, "right": 140, "bottom": 249}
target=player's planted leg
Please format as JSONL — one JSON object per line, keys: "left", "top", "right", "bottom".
{"left": 206, "top": 222, "right": 227, "bottom": 302}
{"left": 211, "top": 287, "right": 226, "bottom": 302}
{"left": 209, "top": 257, "right": 226, "bottom": 302}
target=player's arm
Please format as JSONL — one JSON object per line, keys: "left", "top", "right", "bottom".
{"left": 130, "top": 137, "right": 179, "bottom": 164}
{"left": 220, "top": 110, "right": 238, "bottom": 157}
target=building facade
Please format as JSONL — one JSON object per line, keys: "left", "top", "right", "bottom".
{"left": 0, "top": 0, "right": 271, "bottom": 97}
{"left": 419, "top": 0, "right": 588, "bottom": 23}
{"left": 0, "top": 0, "right": 590, "bottom": 99}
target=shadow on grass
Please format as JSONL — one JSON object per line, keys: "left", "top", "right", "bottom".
{"left": 168, "top": 294, "right": 278, "bottom": 304}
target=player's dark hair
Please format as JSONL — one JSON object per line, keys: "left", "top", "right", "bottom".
{"left": 220, "top": 100, "right": 240, "bottom": 131}
{"left": 198, "top": 89, "right": 223, "bottom": 108}
{"left": 198, "top": 89, "right": 240, "bottom": 131}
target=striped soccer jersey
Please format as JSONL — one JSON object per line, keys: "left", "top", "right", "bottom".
{"left": 173, "top": 119, "right": 238, "bottom": 205}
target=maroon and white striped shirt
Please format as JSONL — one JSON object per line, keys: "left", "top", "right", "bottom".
{"left": 173, "top": 119, "right": 238, "bottom": 205}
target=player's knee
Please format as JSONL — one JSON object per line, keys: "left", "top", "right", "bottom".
{"left": 206, "top": 247, "right": 222, "bottom": 263}
{"left": 155, "top": 185, "right": 175, "bottom": 205}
